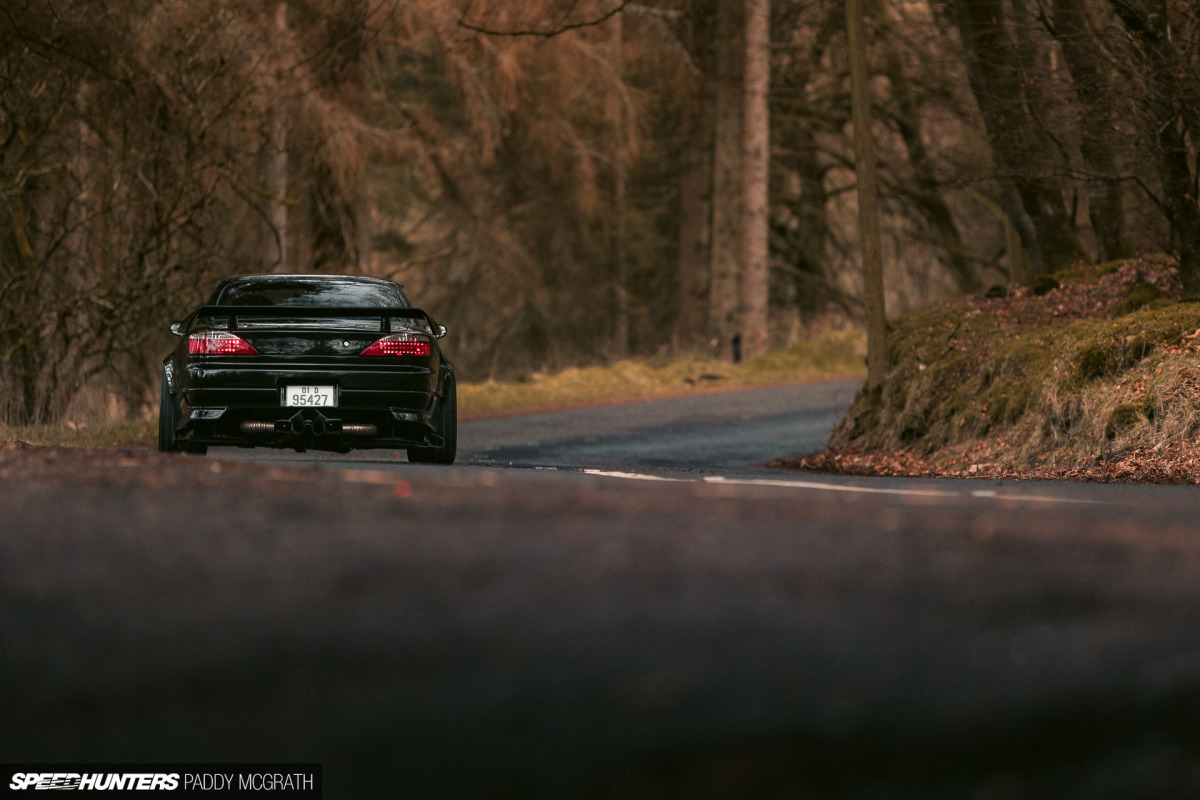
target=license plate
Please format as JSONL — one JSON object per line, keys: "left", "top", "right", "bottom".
{"left": 284, "top": 385, "right": 336, "bottom": 407}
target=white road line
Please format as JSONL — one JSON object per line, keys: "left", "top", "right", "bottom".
{"left": 583, "top": 470, "right": 1117, "bottom": 505}
{"left": 968, "top": 490, "right": 1111, "bottom": 505}
{"left": 582, "top": 470, "right": 689, "bottom": 482}
{"left": 704, "top": 476, "right": 1115, "bottom": 505}
{"left": 703, "top": 475, "right": 958, "bottom": 498}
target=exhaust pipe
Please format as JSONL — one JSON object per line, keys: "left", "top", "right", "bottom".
{"left": 247, "top": 413, "right": 373, "bottom": 438}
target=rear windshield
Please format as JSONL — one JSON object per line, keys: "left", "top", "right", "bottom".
{"left": 214, "top": 279, "right": 408, "bottom": 308}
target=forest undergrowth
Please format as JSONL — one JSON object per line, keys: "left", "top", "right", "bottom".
{"left": 772, "top": 254, "right": 1200, "bottom": 484}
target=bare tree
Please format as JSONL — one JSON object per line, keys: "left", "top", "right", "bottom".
{"left": 1102, "top": 0, "right": 1200, "bottom": 289}
{"left": 0, "top": 0, "right": 273, "bottom": 424}
{"left": 846, "top": 0, "right": 887, "bottom": 388}
{"left": 673, "top": 1, "right": 715, "bottom": 350}
{"left": 949, "top": 0, "right": 1083, "bottom": 278}
{"left": 709, "top": 0, "right": 745, "bottom": 352}
{"left": 259, "top": 1, "right": 293, "bottom": 272}
{"left": 609, "top": 10, "right": 630, "bottom": 355}
{"left": 740, "top": 0, "right": 771, "bottom": 359}
{"left": 878, "top": 7, "right": 978, "bottom": 293}
{"left": 1050, "top": 0, "right": 1131, "bottom": 261}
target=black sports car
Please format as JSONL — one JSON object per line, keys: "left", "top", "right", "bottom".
{"left": 159, "top": 274, "right": 456, "bottom": 462}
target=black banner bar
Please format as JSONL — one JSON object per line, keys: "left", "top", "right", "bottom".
{"left": 1, "top": 765, "right": 321, "bottom": 798}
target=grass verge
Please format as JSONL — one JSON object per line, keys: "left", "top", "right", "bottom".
{"left": 0, "top": 420, "right": 158, "bottom": 450}
{"left": 458, "top": 328, "right": 866, "bottom": 416}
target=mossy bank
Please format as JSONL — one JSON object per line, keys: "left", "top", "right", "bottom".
{"left": 831, "top": 255, "right": 1200, "bottom": 470}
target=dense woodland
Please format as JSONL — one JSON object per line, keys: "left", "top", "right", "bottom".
{"left": 2, "top": 0, "right": 1200, "bottom": 425}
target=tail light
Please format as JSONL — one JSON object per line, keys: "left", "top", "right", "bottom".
{"left": 188, "top": 331, "right": 259, "bottom": 355}
{"left": 361, "top": 333, "right": 431, "bottom": 358}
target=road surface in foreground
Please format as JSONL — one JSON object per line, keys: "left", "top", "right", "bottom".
{"left": 3, "top": 380, "right": 1200, "bottom": 798}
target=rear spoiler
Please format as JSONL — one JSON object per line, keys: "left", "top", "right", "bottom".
{"left": 182, "top": 305, "right": 441, "bottom": 335}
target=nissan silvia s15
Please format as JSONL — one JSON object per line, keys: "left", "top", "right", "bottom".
{"left": 159, "top": 274, "right": 455, "bottom": 463}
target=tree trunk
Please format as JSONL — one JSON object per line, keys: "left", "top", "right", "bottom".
{"left": 709, "top": 0, "right": 745, "bottom": 354}
{"left": 880, "top": 16, "right": 977, "bottom": 294}
{"left": 260, "top": 1, "right": 290, "bottom": 273}
{"left": 846, "top": 0, "right": 887, "bottom": 389}
{"left": 971, "top": 188, "right": 1029, "bottom": 286}
{"left": 1052, "top": 0, "right": 1130, "bottom": 261}
{"left": 790, "top": 121, "right": 832, "bottom": 311}
{"left": 770, "top": 12, "right": 835, "bottom": 318}
{"left": 676, "top": 84, "right": 714, "bottom": 350}
{"left": 740, "top": 0, "right": 770, "bottom": 360}
{"left": 611, "top": 12, "right": 629, "bottom": 356}
{"left": 357, "top": 192, "right": 373, "bottom": 273}
{"left": 950, "top": 0, "right": 1081, "bottom": 277}
{"left": 1105, "top": 0, "right": 1200, "bottom": 290}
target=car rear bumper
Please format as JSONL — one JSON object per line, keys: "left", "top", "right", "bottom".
{"left": 174, "top": 361, "right": 446, "bottom": 451}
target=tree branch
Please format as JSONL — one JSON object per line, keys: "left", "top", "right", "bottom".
{"left": 457, "top": 1, "right": 629, "bottom": 39}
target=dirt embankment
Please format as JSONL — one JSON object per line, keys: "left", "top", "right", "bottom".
{"left": 773, "top": 255, "right": 1200, "bottom": 484}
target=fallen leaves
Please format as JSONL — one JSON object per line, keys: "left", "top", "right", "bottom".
{"left": 772, "top": 442, "right": 1200, "bottom": 485}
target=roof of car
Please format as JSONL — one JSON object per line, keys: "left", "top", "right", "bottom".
{"left": 216, "top": 274, "right": 399, "bottom": 286}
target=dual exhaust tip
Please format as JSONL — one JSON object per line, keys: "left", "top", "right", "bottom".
{"left": 240, "top": 412, "right": 375, "bottom": 438}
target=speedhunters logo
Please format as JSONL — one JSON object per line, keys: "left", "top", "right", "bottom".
{"left": 2, "top": 766, "right": 320, "bottom": 798}
{"left": 9, "top": 773, "right": 179, "bottom": 791}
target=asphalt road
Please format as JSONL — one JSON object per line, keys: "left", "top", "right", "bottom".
{"left": 4, "top": 380, "right": 1200, "bottom": 798}
{"left": 457, "top": 380, "right": 859, "bottom": 472}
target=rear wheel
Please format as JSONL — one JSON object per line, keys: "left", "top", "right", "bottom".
{"left": 157, "top": 371, "right": 180, "bottom": 453}
{"left": 408, "top": 374, "right": 457, "bottom": 464}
